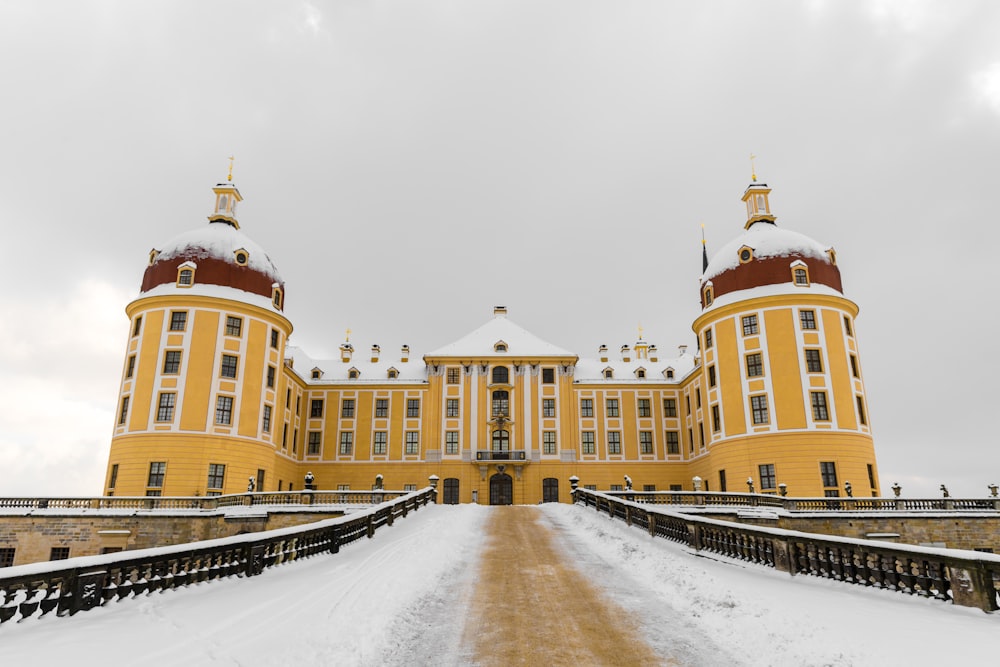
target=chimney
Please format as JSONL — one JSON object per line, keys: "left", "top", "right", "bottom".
{"left": 401, "top": 344, "right": 410, "bottom": 363}
{"left": 620, "top": 344, "right": 631, "bottom": 362}
{"left": 649, "top": 345, "right": 658, "bottom": 362}
{"left": 494, "top": 305, "right": 507, "bottom": 318}
{"left": 599, "top": 344, "right": 608, "bottom": 363}
{"left": 370, "top": 344, "right": 380, "bottom": 363}
{"left": 678, "top": 344, "right": 688, "bottom": 356}
{"left": 340, "top": 343, "right": 353, "bottom": 363}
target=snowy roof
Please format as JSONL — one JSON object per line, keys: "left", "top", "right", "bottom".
{"left": 703, "top": 222, "right": 832, "bottom": 282}
{"left": 150, "top": 221, "right": 283, "bottom": 284}
{"left": 574, "top": 349, "right": 698, "bottom": 383}
{"left": 701, "top": 282, "right": 852, "bottom": 314}
{"left": 137, "top": 282, "right": 285, "bottom": 314}
{"left": 286, "top": 345, "right": 428, "bottom": 383}
{"left": 426, "top": 312, "right": 575, "bottom": 358}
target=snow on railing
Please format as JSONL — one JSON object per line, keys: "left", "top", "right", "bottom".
{"left": 0, "top": 487, "right": 437, "bottom": 625}
{"left": 574, "top": 487, "right": 1000, "bottom": 613}
{"left": 604, "top": 490, "right": 1000, "bottom": 512}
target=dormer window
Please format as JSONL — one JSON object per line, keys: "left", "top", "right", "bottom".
{"left": 177, "top": 261, "right": 196, "bottom": 287}
{"left": 703, "top": 283, "right": 713, "bottom": 306}
{"left": 234, "top": 248, "right": 249, "bottom": 266}
{"left": 603, "top": 368, "right": 614, "bottom": 379}
{"left": 664, "top": 368, "right": 675, "bottom": 380}
{"left": 827, "top": 248, "right": 837, "bottom": 265}
{"left": 635, "top": 368, "right": 646, "bottom": 379}
{"left": 348, "top": 368, "right": 360, "bottom": 379}
{"left": 738, "top": 246, "right": 754, "bottom": 264}
{"left": 272, "top": 285, "right": 283, "bottom": 309}
{"left": 387, "top": 368, "right": 399, "bottom": 379}
{"left": 148, "top": 249, "right": 160, "bottom": 265}
{"left": 494, "top": 340, "right": 508, "bottom": 353}
{"left": 311, "top": 367, "right": 323, "bottom": 380}
{"left": 790, "top": 261, "right": 809, "bottom": 286}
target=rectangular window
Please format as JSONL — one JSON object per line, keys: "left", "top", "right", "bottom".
{"left": 162, "top": 350, "right": 182, "bottom": 374}
{"left": 704, "top": 329, "right": 713, "bottom": 349}
{"left": 406, "top": 399, "right": 420, "bottom": 418}
{"left": 145, "top": 490, "right": 162, "bottom": 497}
{"left": 607, "top": 431, "right": 621, "bottom": 454}
{"left": 147, "top": 461, "right": 166, "bottom": 487}
{"left": 580, "top": 399, "right": 593, "bottom": 417}
{"left": 666, "top": 431, "right": 679, "bottom": 455}
{"left": 581, "top": 431, "right": 595, "bottom": 454}
{"left": 805, "top": 349, "right": 823, "bottom": 373}
{"left": 542, "top": 398, "right": 556, "bottom": 417}
{"left": 856, "top": 395, "right": 867, "bottom": 425}
{"left": 225, "top": 316, "right": 242, "bottom": 336}
{"left": 669, "top": 484, "right": 683, "bottom": 492}
{"left": 282, "top": 424, "right": 288, "bottom": 448}
{"left": 663, "top": 398, "right": 677, "bottom": 417}
{"left": 719, "top": 469, "right": 727, "bottom": 492}
{"left": 374, "top": 399, "right": 388, "bottom": 418}
{"left": 373, "top": 432, "right": 388, "bottom": 455}
{"left": 867, "top": 464, "right": 877, "bottom": 492}
{"left": 215, "top": 395, "right": 234, "bottom": 425}
{"left": 156, "top": 393, "right": 176, "bottom": 422}
{"left": 543, "top": 431, "right": 557, "bottom": 455}
{"left": 799, "top": 310, "right": 816, "bottom": 330}
{"left": 542, "top": 368, "right": 555, "bottom": 384}
{"left": 292, "top": 428, "right": 298, "bottom": 453}
{"left": 699, "top": 423, "right": 705, "bottom": 448}
{"left": 207, "top": 463, "right": 226, "bottom": 490}
{"left": 267, "top": 365, "right": 276, "bottom": 388}
{"left": 339, "top": 431, "right": 353, "bottom": 455}
{"left": 844, "top": 316, "right": 853, "bottom": 336}
{"left": 711, "top": 405, "right": 721, "bottom": 432}
{"left": 745, "top": 353, "right": 763, "bottom": 377}
{"left": 637, "top": 398, "right": 651, "bottom": 417}
{"left": 50, "top": 547, "right": 70, "bottom": 561}
{"left": 696, "top": 388, "right": 702, "bottom": 408}
{"left": 742, "top": 314, "right": 759, "bottom": 336}
{"left": 685, "top": 395, "right": 691, "bottom": 415}
{"left": 688, "top": 428, "right": 694, "bottom": 452}
{"left": 639, "top": 431, "right": 653, "bottom": 454}
{"left": 850, "top": 355, "right": 860, "bottom": 378}
{"left": 0, "top": 547, "right": 14, "bottom": 568}
{"left": 341, "top": 399, "right": 355, "bottom": 418}
{"left": 606, "top": 399, "right": 619, "bottom": 417}
{"left": 310, "top": 399, "right": 323, "bottom": 418}
{"left": 133, "top": 316, "right": 142, "bottom": 336}
{"left": 446, "top": 398, "right": 460, "bottom": 418}
{"left": 811, "top": 392, "right": 830, "bottom": 421}
{"left": 708, "top": 365, "right": 716, "bottom": 387}
{"left": 403, "top": 484, "right": 417, "bottom": 492}
{"left": 405, "top": 431, "right": 419, "bottom": 454}
{"left": 750, "top": 395, "right": 769, "bottom": 425}
{"left": 167, "top": 311, "right": 186, "bottom": 332}
{"left": 758, "top": 463, "right": 776, "bottom": 490}
{"left": 220, "top": 354, "right": 238, "bottom": 379}
{"left": 447, "top": 367, "right": 461, "bottom": 384}
{"left": 271, "top": 329, "right": 279, "bottom": 348}
{"left": 445, "top": 431, "right": 459, "bottom": 455}
{"left": 820, "top": 461, "right": 838, "bottom": 487}
{"left": 643, "top": 484, "right": 656, "bottom": 492}
{"left": 262, "top": 405, "right": 272, "bottom": 432}
{"left": 118, "top": 396, "right": 130, "bottom": 425}
{"left": 824, "top": 489, "right": 841, "bottom": 498}
{"left": 108, "top": 463, "right": 119, "bottom": 489}
{"left": 126, "top": 355, "right": 136, "bottom": 379}
{"left": 610, "top": 484, "right": 623, "bottom": 492}
{"left": 308, "top": 431, "right": 322, "bottom": 455}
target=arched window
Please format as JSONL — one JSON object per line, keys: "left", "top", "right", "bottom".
{"left": 492, "top": 429, "right": 510, "bottom": 452}
{"left": 492, "top": 366, "right": 509, "bottom": 384}
{"left": 492, "top": 390, "right": 509, "bottom": 417}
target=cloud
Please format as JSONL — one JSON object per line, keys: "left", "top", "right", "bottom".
{"left": 972, "top": 62, "right": 1000, "bottom": 115}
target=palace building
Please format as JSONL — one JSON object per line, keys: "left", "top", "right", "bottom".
{"left": 104, "top": 172, "right": 879, "bottom": 504}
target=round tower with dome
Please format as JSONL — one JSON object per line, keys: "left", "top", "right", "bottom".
{"left": 105, "top": 171, "right": 295, "bottom": 496}
{"left": 691, "top": 176, "right": 879, "bottom": 497}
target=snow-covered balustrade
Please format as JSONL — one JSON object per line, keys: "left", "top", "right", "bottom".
{"left": 604, "top": 490, "right": 1000, "bottom": 512}
{"left": 575, "top": 487, "right": 1000, "bottom": 612}
{"left": 0, "top": 488, "right": 436, "bottom": 625}
{"left": 0, "top": 489, "right": 413, "bottom": 513}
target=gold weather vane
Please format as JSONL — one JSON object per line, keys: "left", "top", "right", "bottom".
{"left": 227, "top": 156, "right": 235, "bottom": 182}
{"left": 345, "top": 328, "right": 352, "bottom": 342}
{"left": 701, "top": 222, "right": 706, "bottom": 246}
{"left": 638, "top": 323, "right": 644, "bottom": 340}
{"left": 750, "top": 153, "right": 757, "bottom": 182}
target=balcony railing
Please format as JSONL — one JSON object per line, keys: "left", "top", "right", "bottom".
{"left": 474, "top": 450, "right": 527, "bottom": 462}
{"left": 575, "top": 487, "right": 1000, "bottom": 612}
{"left": 603, "top": 491, "right": 1000, "bottom": 512}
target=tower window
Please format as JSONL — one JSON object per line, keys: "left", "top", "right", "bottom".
{"left": 820, "top": 462, "right": 838, "bottom": 488}
{"left": 708, "top": 365, "right": 717, "bottom": 387}
{"left": 207, "top": 463, "right": 226, "bottom": 491}
{"left": 156, "top": 392, "right": 176, "bottom": 422}
{"left": 799, "top": 310, "right": 816, "bottom": 330}
{"left": 793, "top": 268, "right": 808, "bottom": 285}
{"left": 758, "top": 463, "right": 776, "bottom": 490}
{"left": 850, "top": 355, "right": 860, "bottom": 378}
{"left": 844, "top": 316, "right": 853, "bottom": 336}
{"left": 856, "top": 395, "right": 867, "bottom": 425}
{"left": 118, "top": 396, "right": 130, "bottom": 425}
{"left": 132, "top": 316, "right": 142, "bottom": 337}
{"left": 703, "top": 286, "right": 713, "bottom": 306}
{"left": 126, "top": 355, "right": 136, "bottom": 379}
{"left": 704, "top": 329, "right": 713, "bottom": 349}
{"left": 234, "top": 250, "right": 249, "bottom": 265}
{"left": 163, "top": 350, "right": 182, "bottom": 375}
{"left": 147, "top": 462, "right": 166, "bottom": 488}
{"left": 745, "top": 353, "right": 763, "bottom": 377}
{"left": 805, "top": 349, "right": 823, "bottom": 373}
{"left": 750, "top": 395, "right": 769, "bottom": 425}
{"left": 177, "top": 268, "right": 194, "bottom": 286}
{"left": 711, "top": 405, "right": 721, "bottom": 432}
{"left": 215, "top": 396, "right": 234, "bottom": 425}
{"left": 271, "top": 329, "right": 280, "bottom": 348}
{"left": 169, "top": 311, "right": 187, "bottom": 331}
{"left": 225, "top": 316, "right": 242, "bottom": 337}
{"left": 811, "top": 392, "right": 830, "bottom": 421}
{"left": 220, "top": 354, "right": 238, "bottom": 379}
{"left": 267, "top": 365, "right": 276, "bottom": 388}
{"left": 262, "top": 405, "right": 272, "bottom": 432}
{"left": 742, "top": 314, "right": 759, "bottom": 336}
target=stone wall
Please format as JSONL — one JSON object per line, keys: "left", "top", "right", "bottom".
{"left": 0, "top": 509, "right": 343, "bottom": 567}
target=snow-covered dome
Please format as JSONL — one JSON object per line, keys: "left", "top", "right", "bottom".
{"left": 139, "top": 182, "right": 285, "bottom": 309}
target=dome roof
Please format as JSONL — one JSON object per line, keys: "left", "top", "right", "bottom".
{"left": 140, "top": 220, "right": 284, "bottom": 306}
{"left": 701, "top": 221, "right": 842, "bottom": 308}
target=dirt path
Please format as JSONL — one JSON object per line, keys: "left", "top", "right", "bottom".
{"left": 463, "top": 506, "right": 675, "bottom": 666}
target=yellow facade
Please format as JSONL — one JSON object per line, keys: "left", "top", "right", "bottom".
{"left": 105, "top": 178, "right": 879, "bottom": 502}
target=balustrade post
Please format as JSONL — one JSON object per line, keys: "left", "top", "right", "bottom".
{"left": 948, "top": 562, "right": 1000, "bottom": 612}
{"left": 688, "top": 522, "right": 703, "bottom": 551}
{"left": 648, "top": 513, "right": 657, "bottom": 538}
{"left": 330, "top": 526, "right": 342, "bottom": 554}
{"left": 624, "top": 505, "right": 632, "bottom": 526}
{"left": 771, "top": 539, "right": 793, "bottom": 574}
{"left": 366, "top": 514, "right": 375, "bottom": 539}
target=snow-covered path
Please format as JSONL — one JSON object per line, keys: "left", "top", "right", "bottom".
{"left": 1, "top": 504, "right": 997, "bottom": 666}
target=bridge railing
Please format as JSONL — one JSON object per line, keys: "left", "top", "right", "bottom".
{"left": 0, "top": 487, "right": 436, "bottom": 626}
{"left": 0, "top": 489, "right": 412, "bottom": 512}
{"left": 603, "top": 490, "right": 1000, "bottom": 512}
{"left": 575, "top": 487, "right": 1000, "bottom": 613}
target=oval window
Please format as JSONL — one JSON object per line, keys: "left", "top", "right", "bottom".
{"left": 235, "top": 252, "right": 248, "bottom": 265}
{"left": 740, "top": 249, "right": 751, "bottom": 262}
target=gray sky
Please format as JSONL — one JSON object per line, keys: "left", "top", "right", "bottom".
{"left": 1, "top": 0, "right": 998, "bottom": 498}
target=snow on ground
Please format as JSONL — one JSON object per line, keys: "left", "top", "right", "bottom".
{"left": 1, "top": 504, "right": 997, "bottom": 666}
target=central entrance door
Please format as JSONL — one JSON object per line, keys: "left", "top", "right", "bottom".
{"left": 442, "top": 478, "right": 460, "bottom": 505}
{"left": 489, "top": 472, "right": 513, "bottom": 505}
{"left": 542, "top": 477, "right": 559, "bottom": 503}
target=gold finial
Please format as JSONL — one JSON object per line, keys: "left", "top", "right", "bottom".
{"left": 227, "top": 156, "right": 235, "bottom": 182}
{"left": 750, "top": 153, "right": 757, "bottom": 182}
{"left": 638, "top": 323, "right": 644, "bottom": 340}
{"left": 701, "top": 222, "right": 706, "bottom": 246}
{"left": 345, "top": 328, "right": 351, "bottom": 342}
